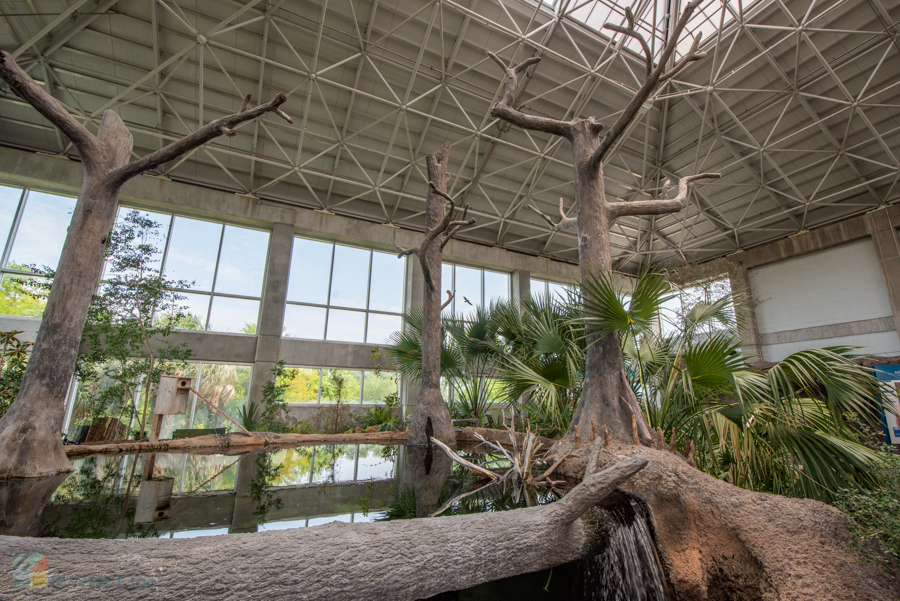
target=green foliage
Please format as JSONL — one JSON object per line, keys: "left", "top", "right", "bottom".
{"left": 238, "top": 402, "right": 264, "bottom": 431}
{"left": 0, "top": 330, "right": 31, "bottom": 419}
{"left": 249, "top": 452, "right": 284, "bottom": 524}
{"left": 361, "top": 391, "right": 401, "bottom": 431}
{"left": 71, "top": 211, "right": 195, "bottom": 437}
{"left": 255, "top": 361, "right": 298, "bottom": 433}
{"left": 314, "top": 370, "right": 355, "bottom": 434}
{"left": 834, "top": 447, "right": 900, "bottom": 564}
{"left": 0, "top": 267, "right": 49, "bottom": 317}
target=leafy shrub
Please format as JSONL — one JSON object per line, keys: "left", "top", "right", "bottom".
{"left": 0, "top": 331, "right": 31, "bottom": 419}
{"left": 361, "top": 392, "right": 401, "bottom": 431}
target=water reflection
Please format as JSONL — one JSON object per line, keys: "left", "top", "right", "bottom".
{"left": 13, "top": 443, "right": 556, "bottom": 541}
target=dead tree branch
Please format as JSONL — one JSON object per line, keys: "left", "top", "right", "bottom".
{"left": 609, "top": 173, "right": 721, "bottom": 219}
{"left": 603, "top": 7, "right": 653, "bottom": 77}
{"left": 589, "top": 0, "right": 704, "bottom": 170}
{"left": 440, "top": 290, "right": 454, "bottom": 311}
{"left": 108, "top": 93, "right": 292, "bottom": 187}
{"left": 487, "top": 52, "right": 574, "bottom": 138}
{"left": 529, "top": 197, "right": 578, "bottom": 230}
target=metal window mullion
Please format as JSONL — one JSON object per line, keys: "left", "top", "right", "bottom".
{"left": 324, "top": 244, "right": 336, "bottom": 340}
{"left": 0, "top": 187, "right": 27, "bottom": 270}
{"left": 317, "top": 368, "right": 323, "bottom": 404}
{"left": 187, "top": 362, "right": 203, "bottom": 429}
{"left": 363, "top": 250, "right": 373, "bottom": 344}
{"left": 152, "top": 212, "right": 177, "bottom": 326}
{"left": 206, "top": 225, "right": 227, "bottom": 330}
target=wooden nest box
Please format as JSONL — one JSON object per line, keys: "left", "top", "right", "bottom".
{"left": 149, "top": 376, "right": 193, "bottom": 442}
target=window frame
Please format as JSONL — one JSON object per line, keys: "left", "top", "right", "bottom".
{"left": 283, "top": 365, "right": 399, "bottom": 406}
{"left": 441, "top": 261, "right": 512, "bottom": 314}
{"left": 284, "top": 236, "right": 406, "bottom": 344}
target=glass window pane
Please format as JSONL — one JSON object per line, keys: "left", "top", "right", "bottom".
{"left": 0, "top": 273, "right": 49, "bottom": 317}
{"left": 163, "top": 217, "right": 222, "bottom": 291}
{"left": 368, "top": 251, "right": 404, "bottom": 312}
{"left": 454, "top": 266, "right": 481, "bottom": 311}
{"left": 103, "top": 209, "right": 171, "bottom": 281}
{"left": 325, "top": 309, "right": 365, "bottom": 343}
{"left": 530, "top": 279, "right": 549, "bottom": 302}
{"left": 156, "top": 292, "right": 209, "bottom": 330}
{"left": 282, "top": 367, "right": 321, "bottom": 403}
{"left": 207, "top": 296, "right": 259, "bottom": 333}
{"left": 483, "top": 270, "right": 509, "bottom": 306}
{"left": 366, "top": 313, "right": 401, "bottom": 345}
{"left": 214, "top": 226, "right": 269, "bottom": 297}
{"left": 190, "top": 363, "right": 252, "bottom": 432}
{"left": 329, "top": 245, "right": 370, "bottom": 309}
{"left": 287, "top": 238, "right": 333, "bottom": 305}
{"left": 362, "top": 371, "right": 398, "bottom": 404}
{"left": 283, "top": 304, "right": 326, "bottom": 339}
{"left": 6, "top": 191, "right": 76, "bottom": 272}
{"left": 0, "top": 185, "right": 22, "bottom": 253}
{"left": 321, "top": 370, "right": 361, "bottom": 404}
{"left": 548, "top": 282, "right": 570, "bottom": 301}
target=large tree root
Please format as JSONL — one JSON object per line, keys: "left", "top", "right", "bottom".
{"left": 0, "top": 456, "right": 647, "bottom": 600}
{"left": 576, "top": 443, "right": 900, "bottom": 601}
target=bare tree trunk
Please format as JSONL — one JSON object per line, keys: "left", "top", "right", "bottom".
{"left": 397, "top": 143, "right": 474, "bottom": 446}
{"left": 0, "top": 456, "right": 649, "bottom": 600}
{"left": 0, "top": 51, "right": 292, "bottom": 477}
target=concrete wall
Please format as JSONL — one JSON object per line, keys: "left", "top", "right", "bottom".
{"left": 748, "top": 239, "right": 900, "bottom": 361}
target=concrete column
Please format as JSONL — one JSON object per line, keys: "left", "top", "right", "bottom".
{"left": 400, "top": 255, "right": 425, "bottom": 420}
{"left": 730, "top": 268, "right": 762, "bottom": 361}
{"left": 248, "top": 222, "right": 294, "bottom": 409}
{"left": 512, "top": 270, "right": 530, "bottom": 312}
{"left": 865, "top": 207, "right": 900, "bottom": 337}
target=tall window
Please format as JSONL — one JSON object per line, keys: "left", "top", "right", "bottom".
{"left": 530, "top": 278, "right": 574, "bottom": 303}
{"left": 105, "top": 207, "right": 270, "bottom": 333}
{"left": 440, "top": 263, "right": 510, "bottom": 314}
{"left": 284, "top": 238, "right": 405, "bottom": 343}
{"left": 281, "top": 366, "right": 398, "bottom": 405}
{"left": 0, "top": 185, "right": 77, "bottom": 318}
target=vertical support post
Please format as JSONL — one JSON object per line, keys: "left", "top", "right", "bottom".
{"left": 730, "top": 267, "right": 762, "bottom": 362}
{"left": 512, "top": 269, "right": 530, "bottom": 314}
{"left": 247, "top": 222, "right": 295, "bottom": 414}
{"left": 865, "top": 207, "right": 900, "bottom": 339}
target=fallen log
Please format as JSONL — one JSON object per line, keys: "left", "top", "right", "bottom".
{"left": 0, "top": 455, "right": 648, "bottom": 600}
{"left": 64, "top": 430, "right": 409, "bottom": 458}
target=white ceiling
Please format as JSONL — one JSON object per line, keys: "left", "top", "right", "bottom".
{"left": 1, "top": 0, "right": 898, "bottom": 271}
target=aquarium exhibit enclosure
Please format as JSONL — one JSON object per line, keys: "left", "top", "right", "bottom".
{"left": 0, "top": 0, "right": 899, "bottom": 598}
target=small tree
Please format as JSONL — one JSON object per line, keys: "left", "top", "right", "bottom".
{"left": 73, "top": 210, "right": 194, "bottom": 438}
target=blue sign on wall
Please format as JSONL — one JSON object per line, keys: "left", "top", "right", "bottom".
{"left": 873, "top": 365, "right": 900, "bottom": 445}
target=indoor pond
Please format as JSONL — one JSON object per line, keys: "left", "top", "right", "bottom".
{"left": 1, "top": 443, "right": 671, "bottom": 600}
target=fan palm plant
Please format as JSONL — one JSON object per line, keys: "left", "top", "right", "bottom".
{"left": 581, "top": 267, "right": 894, "bottom": 501}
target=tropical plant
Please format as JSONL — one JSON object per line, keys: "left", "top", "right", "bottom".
{"left": 72, "top": 210, "right": 194, "bottom": 438}
{"left": 0, "top": 330, "right": 31, "bottom": 419}
{"left": 361, "top": 391, "right": 401, "bottom": 431}
{"left": 582, "top": 267, "right": 895, "bottom": 502}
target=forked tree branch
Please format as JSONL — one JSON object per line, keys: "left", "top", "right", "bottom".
{"left": 0, "top": 50, "right": 102, "bottom": 168}
{"left": 440, "top": 290, "right": 454, "bottom": 311}
{"left": 529, "top": 198, "right": 578, "bottom": 230}
{"left": 661, "top": 33, "right": 707, "bottom": 81}
{"left": 487, "top": 52, "right": 574, "bottom": 138}
{"left": 589, "top": 0, "right": 704, "bottom": 171}
{"left": 108, "top": 93, "right": 292, "bottom": 187}
{"left": 395, "top": 182, "right": 475, "bottom": 290}
{"left": 608, "top": 173, "right": 721, "bottom": 219}
{"left": 603, "top": 7, "right": 652, "bottom": 77}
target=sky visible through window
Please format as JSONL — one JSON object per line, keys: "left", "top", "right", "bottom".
{"left": 285, "top": 237, "right": 405, "bottom": 344}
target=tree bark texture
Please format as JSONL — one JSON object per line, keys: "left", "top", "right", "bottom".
{"left": 486, "top": 1, "right": 717, "bottom": 450}
{"left": 0, "top": 51, "right": 290, "bottom": 477}
{"left": 574, "top": 443, "right": 900, "bottom": 601}
{"left": 406, "top": 143, "right": 456, "bottom": 446}
{"left": 0, "top": 456, "right": 649, "bottom": 600}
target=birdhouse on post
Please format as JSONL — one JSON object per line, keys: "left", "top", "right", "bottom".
{"left": 150, "top": 376, "right": 193, "bottom": 443}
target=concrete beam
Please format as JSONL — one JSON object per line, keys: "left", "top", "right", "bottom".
{"left": 758, "top": 316, "right": 895, "bottom": 346}
{"left": 865, "top": 207, "right": 900, "bottom": 337}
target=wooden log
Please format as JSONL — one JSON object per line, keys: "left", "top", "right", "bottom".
{"left": 0, "top": 456, "right": 648, "bottom": 600}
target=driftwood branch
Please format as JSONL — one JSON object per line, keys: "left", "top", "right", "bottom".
{"left": 430, "top": 437, "right": 503, "bottom": 481}
{"left": 487, "top": 52, "right": 574, "bottom": 138}
{"left": 0, "top": 50, "right": 102, "bottom": 167}
{"left": 603, "top": 7, "right": 653, "bottom": 76}
{"left": 589, "top": 0, "right": 704, "bottom": 170}
{"left": 440, "top": 290, "right": 454, "bottom": 311}
{"left": 108, "top": 92, "right": 292, "bottom": 187}
{"left": 609, "top": 173, "right": 721, "bottom": 219}
{"left": 529, "top": 197, "right": 578, "bottom": 230}
{"left": 548, "top": 454, "right": 648, "bottom": 524}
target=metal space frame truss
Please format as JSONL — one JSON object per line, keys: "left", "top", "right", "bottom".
{"left": 0, "top": 0, "right": 898, "bottom": 270}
